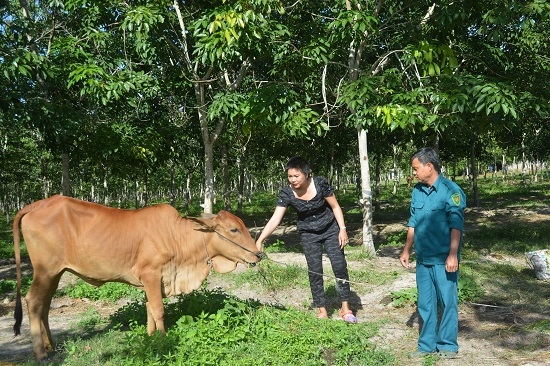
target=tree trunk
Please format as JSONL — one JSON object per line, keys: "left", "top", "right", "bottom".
{"left": 134, "top": 179, "right": 140, "bottom": 208}
{"left": 143, "top": 170, "right": 148, "bottom": 206}
{"left": 342, "top": 0, "right": 385, "bottom": 257}
{"left": 502, "top": 154, "right": 507, "bottom": 181}
{"left": 222, "top": 143, "right": 231, "bottom": 211}
{"left": 194, "top": 81, "right": 224, "bottom": 214}
{"left": 492, "top": 152, "right": 497, "bottom": 182}
{"left": 470, "top": 140, "right": 480, "bottom": 207}
{"left": 521, "top": 134, "right": 527, "bottom": 185}
{"left": 452, "top": 159, "right": 457, "bottom": 181}
{"left": 373, "top": 154, "right": 381, "bottom": 211}
{"left": 184, "top": 174, "right": 191, "bottom": 215}
{"left": 103, "top": 170, "right": 109, "bottom": 206}
{"left": 237, "top": 152, "right": 245, "bottom": 215}
{"left": 61, "top": 151, "right": 71, "bottom": 196}
{"left": 328, "top": 144, "right": 335, "bottom": 185}
{"left": 169, "top": 163, "right": 176, "bottom": 207}
{"left": 357, "top": 128, "right": 375, "bottom": 255}
{"left": 392, "top": 144, "right": 399, "bottom": 196}
{"left": 202, "top": 139, "right": 215, "bottom": 214}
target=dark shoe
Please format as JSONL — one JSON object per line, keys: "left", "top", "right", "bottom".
{"left": 437, "top": 350, "right": 458, "bottom": 359}
{"left": 408, "top": 350, "right": 434, "bottom": 358}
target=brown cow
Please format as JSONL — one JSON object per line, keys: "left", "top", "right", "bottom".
{"left": 12, "top": 195, "right": 263, "bottom": 361}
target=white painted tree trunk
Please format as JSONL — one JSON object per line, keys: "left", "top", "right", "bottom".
{"left": 357, "top": 128, "right": 375, "bottom": 255}
{"left": 202, "top": 137, "right": 215, "bottom": 214}
{"left": 392, "top": 144, "right": 399, "bottom": 196}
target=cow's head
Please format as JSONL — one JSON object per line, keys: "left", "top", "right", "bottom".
{"left": 190, "top": 211, "right": 263, "bottom": 273}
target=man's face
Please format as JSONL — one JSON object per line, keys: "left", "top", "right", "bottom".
{"left": 411, "top": 157, "right": 435, "bottom": 185}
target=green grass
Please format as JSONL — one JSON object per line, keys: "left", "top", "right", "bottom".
{"left": 60, "top": 280, "right": 145, "bottom": 302}
{"left": 0, "top": 276, "right": 32, "bottom": 295}
{"left": 464, "top": 221, "right": 550, "bottom": 254}
{"left": 27, "top": 289, "right": 394, "bottom": 366}
{"left": 246, "top": 261, "right": 310, "bottom": 291}
{"left": 389, "top": 274, "right": 483, "bottom": 308}
{"left": 526, "top": 319, "right": 550, "bottom": 334}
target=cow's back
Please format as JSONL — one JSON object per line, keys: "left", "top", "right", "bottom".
{"left": 20, "top": 196, "right": 182, "bottom": 286}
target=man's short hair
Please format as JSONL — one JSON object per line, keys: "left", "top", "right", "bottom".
{"left": 411, "top": 147, "right": 440, "bottom": 172}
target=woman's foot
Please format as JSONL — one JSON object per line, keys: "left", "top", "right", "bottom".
{"left": 317, "top": 307, "right": 328, "bottom": 319}
{"left": 340, "top": 309, "right": 357, "bottom": 323}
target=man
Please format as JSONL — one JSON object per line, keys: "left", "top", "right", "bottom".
{"left": 399, "top": 147, "right": 467, "bottom": 359}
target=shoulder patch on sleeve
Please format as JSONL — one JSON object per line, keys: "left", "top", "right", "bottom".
{"left": 451, "top": 192, "right": 461, "bottom": 206}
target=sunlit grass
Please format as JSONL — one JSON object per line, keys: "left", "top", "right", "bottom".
{"left": 213, "top": 260, "right": 311, "bottom": 292}
{"left": 60, "top": 280, "right": 145, "bottom": 302}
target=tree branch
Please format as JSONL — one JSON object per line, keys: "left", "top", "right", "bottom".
{"left": 173, "top": 0, "right": 194, "bottom": 75}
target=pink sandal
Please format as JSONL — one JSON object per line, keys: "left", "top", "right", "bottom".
{"left": 340, "top": 310, "right": 357, "bottom": 323}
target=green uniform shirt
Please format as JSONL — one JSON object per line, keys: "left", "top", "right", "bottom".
{"left": 407, "top": 174, "right": 466, "bottom": 265}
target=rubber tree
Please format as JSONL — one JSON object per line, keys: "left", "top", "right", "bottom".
{"left": 332, "top": 0, "right": 549, "bottom": 232}
{"left": 326, "top": 1, "right": 460, "bottom": 254}
{"left": 8, "top": 0, "right": 90, "bottom": 198}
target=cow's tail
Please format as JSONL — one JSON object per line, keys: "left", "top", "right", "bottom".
{"left": 12, "top": 195, "right": 62, "bottom": 336}
{"left": 13, "top": 205, "right": 26, "bottom": 336}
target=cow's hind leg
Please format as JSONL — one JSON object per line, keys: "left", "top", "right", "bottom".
{"left": 25, "top": 272, "right": 62, "bottom": 361}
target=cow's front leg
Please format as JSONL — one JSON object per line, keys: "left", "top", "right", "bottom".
{"left": 145, "top": 301, "right": 165, "bottom": 335}
{"left": 143, "top": 278, "right": 165, "bottom": 335}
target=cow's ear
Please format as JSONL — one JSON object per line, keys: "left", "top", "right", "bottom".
{"left": 187, "top": 216, "right": 215, "bottom": 231}
{"left": 200, "top": 212, "right": 217, "bottom": 220}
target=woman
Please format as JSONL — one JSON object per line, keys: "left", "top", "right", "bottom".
{"left": 255, "top": 156, "right": 357, "bottom": 322}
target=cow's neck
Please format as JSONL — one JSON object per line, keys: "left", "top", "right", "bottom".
{"left": 161, "top": 260, "right": 211, "bottom": 297}
{"left": 211, "top": 256, "right": 238, "bottom": 273}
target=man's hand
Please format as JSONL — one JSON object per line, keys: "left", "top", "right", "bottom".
{"left": 399, "top": 251, "right": 411, "bottom": 268}
{"left": 446, "top": 254, "right": 459, "bottom": 272}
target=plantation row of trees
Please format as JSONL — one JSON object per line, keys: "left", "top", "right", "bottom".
{"left": 1, "top": 1, "right": 549, "bottom": 252}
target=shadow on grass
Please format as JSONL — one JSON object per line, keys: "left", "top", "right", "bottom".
{"left": 107, "top": 289, "right": 278, "bottom": 333}
{"left": 40, "top": 289, "right": 288, "bottom": 365}
{"left": 401, "top": 260, "right": 550, "bottom": 356}
{"left": 459, "top": 261, "right": 550, "bottom": 353}
{"left": 464, "top": 218, "right": 550, "bottom": 254}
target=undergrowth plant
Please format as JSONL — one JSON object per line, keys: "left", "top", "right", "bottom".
{"left": 61, "top": 280, "right": 144, "bottom": 302}
{"left": 390, "top": 274, "right": 483, "bottom": 308}
{"left": 44, "top": 289, "right": 395, "bottom": 366}
{"left": 210, "top": 258, "right": 311, "bottom": 293}
{"left": 0, "top": 276, "right": 32, "bottom": 297}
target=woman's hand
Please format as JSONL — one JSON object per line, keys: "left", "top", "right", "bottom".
{"left": 338, "top": 228, "right": 349, "bottom": 249}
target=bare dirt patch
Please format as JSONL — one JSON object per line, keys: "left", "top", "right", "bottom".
{"left": 1, "top": 207, "right": 550, "bottom": 365}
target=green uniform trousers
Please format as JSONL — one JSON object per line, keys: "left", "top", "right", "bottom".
{"left": 416, "top": 263, "right": 459, "bottom": 353}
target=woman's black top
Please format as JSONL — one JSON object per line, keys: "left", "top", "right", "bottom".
{"left": 276, "top": 176, "right": 336, "bottom": 233}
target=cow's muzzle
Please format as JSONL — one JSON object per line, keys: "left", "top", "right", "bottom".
{"left": 246, "top": 251, "right": 265, "bottom": 267}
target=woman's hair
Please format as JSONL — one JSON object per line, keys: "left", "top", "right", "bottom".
{"left": 411, "top": 147, "right": 440, "bottom": 172}
{"left": 285, "top": 156, "right": 311, "bottom": 177}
